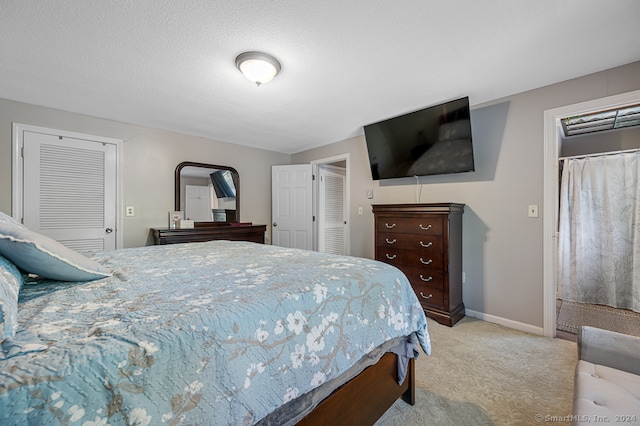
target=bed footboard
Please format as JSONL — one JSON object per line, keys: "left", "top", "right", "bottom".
{"left": 297, "top": 353, "right": 415, "bottom": 425}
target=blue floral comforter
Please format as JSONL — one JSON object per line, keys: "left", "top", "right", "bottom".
{"left": 0, "top": 240, "right": 430, "bottom": 425}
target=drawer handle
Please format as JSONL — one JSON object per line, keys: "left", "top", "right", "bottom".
{"left": 420, "top": 258, "right": 432, "bottom": 265}
{"left": 385, "top": 238, "right": 397, "bottom": 244}
{"left": 419, "top": 224, "right": 432, "bottom": 231}
{"left": 419, "top": 292, "right": 433, "bottom": 299}
{"left": 385, "top": 223, "right": 396, "bottom": 229}
{"left": 419, "top": 241, "right": 433, "bottom": 248}
{"left": 386, "top": 254, "right": 397, "bottom": 260}
{"left": 420, "top": 275, "right": 433, "bottom": 282}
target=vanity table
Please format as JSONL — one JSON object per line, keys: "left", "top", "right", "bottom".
{"left": 151, "top": 224, "right": 266, "bottom": 245}
{"left": 153, "top": 161, "right": 267, "bottom": 245}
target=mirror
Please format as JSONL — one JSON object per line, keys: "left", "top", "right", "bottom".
{"left": 175, "top": 162, "right": 240, "bottom": 225}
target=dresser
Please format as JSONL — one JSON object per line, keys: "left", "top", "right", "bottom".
{"left": 373, "top": 203, "right": 464, "bottom": 326}
{"left": 151, "top": 224, "right": 267, "bottom": 245}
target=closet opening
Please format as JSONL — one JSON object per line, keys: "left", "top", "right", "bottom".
{"left": 311, "top": 154, "right": 350, "bottom": 256}
{"left": 542, "top": 90, "right": 640, "bottom": 338}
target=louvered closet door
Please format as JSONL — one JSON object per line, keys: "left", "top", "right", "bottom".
{"left": 23, "top": 131, "right": 117, "bottom": 252}
{"left": 318, "top": 166, "right": 346, "bottom": 255}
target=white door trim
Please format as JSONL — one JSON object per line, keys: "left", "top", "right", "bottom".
{"left": 12, "top": 123, "right": 124, "bottom": 249}
{"left": 542, "top": 89, "right": 640, "bottom": 337}
{"left": 311, "top": 153, "right": 350, "bottom": 255}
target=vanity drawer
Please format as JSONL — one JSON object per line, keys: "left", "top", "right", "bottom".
{"left": 376, "top": 216, "right": 443, "bottom": 236}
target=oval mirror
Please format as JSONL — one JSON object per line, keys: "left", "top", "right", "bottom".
{"left": 175, "top": 162, "right": 239, "bottom": 224}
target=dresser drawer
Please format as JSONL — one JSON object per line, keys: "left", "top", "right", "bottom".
{"left": 152, "top": 225, "right": 266, "bottom": 245}
{"left": 377, "top": 233, "right": 443, "bottom": 253}
{"left": 412, "top": 283, "right": 444, "bottom": 309}
{"left": 402, "top": 267, "right": 444, "bottom": 289}
{"left": 376, "top": 216, "right": 443, "bottom": 235}
{"left": 376, "top": 250, "right": 444, "bottom": 271}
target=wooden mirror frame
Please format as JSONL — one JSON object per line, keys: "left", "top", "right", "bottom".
{"left": 174, "top": 161, "right": 240, "bottom": 225}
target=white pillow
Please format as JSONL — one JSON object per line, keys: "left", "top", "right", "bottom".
{"left": 0, "top": 212, "right": 111, "bottom": 282}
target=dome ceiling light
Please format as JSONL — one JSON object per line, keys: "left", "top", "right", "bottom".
{"left": 235, "top": 51, "right": 281, "bottom": 86}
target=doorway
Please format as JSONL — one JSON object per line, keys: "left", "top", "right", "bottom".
{"left": 542, "top": 89, "right": 640, "bottom": 337}
{"left": 271, "top": 154, "right": 350, "bottom": 255}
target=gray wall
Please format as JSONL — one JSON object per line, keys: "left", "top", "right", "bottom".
{"left": 292, "top": 61, "right": 640, "bottom": 329}
{"left": 0, "top": 98, "right": 290, "bottom": 247}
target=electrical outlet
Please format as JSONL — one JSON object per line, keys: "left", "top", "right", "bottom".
{"left": 126, "top": 206, "right": 135, "bottom": 217}
{"left": 528, "top": 204, "right": 538, "bottom": 218}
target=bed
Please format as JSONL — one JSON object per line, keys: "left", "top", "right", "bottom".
{"left": 0, "top": 212, "right": 430, "bottom": 425}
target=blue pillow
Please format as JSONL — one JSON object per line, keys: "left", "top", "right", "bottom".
{"left": 0, "top": 211, "right": 111, "bottom": 282}
{"left": 0, "top": 254, "right": 22, "bottom": 341}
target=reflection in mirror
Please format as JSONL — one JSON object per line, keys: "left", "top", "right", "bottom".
{"left": 175, "top": 162, "right": 239, "bottom": 224}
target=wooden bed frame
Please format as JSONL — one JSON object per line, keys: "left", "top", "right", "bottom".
{"left": 297, "top": 353, "right": 415, "bottom": 425}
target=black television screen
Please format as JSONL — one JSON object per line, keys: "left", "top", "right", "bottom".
{"left": 210, "top": 170, "right": 236, "bottom": 198}
{"left": 364, "top": 97, "right": 474, "bottom": 180}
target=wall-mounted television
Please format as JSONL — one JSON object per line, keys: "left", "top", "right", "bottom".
{"left": 210, "top": 170, "right": 236, "bottom": 199}
{"left": 364, "top": 96, "right": 475, "bottom": 180}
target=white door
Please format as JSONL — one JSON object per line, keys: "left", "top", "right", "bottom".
{"left": 318, "top": 165, "right": 347, "bottom": 255}
{"left": 185, "top": 185, "right": 212, "bottom": 221}
{"left": 271, "top": 165, "right": 313, "bottom": 249}
{"left": 23, "top": 131, "right": 117, "bottom": 252}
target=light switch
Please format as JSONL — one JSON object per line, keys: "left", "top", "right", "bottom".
{"left": 528, "top": 204, "right": 538, "bottom": 218}
{"left": 358, "top": 206, "right": 363, "bottom": 215}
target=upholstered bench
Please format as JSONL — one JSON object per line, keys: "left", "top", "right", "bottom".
{"left": 572, "top": 326, "right": 640, "bottom": 425}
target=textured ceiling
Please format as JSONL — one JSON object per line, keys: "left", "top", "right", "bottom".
{"left": 1, "top": 1, "right": 639, "bottom": 154}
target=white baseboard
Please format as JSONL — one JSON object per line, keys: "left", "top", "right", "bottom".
{"left": 464, "top": 309, "right": 544, "bottom": 336}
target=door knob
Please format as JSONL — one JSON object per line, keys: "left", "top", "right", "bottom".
{"left": 272, "top": 222, "right": 278, "bottom": 227}
{"left": 105, "top": 228, "right": 113, "bottom": 233}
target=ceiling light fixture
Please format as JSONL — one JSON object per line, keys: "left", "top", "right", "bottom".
{"left": 235, "top": 51, "right": 281, "bottom": 86}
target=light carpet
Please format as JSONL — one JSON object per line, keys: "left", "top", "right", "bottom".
{"left": 557, "top": 300, "right": 640, "bottom": 337}
{"left": 375, "top": 316, "right": 577, "bottom": 426}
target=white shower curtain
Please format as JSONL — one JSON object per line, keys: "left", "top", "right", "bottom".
{"left": 558, "top": 151, "right": 640, "bottom": 313}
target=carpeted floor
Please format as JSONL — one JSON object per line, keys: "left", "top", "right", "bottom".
{"left": 375, "top": 316, "right": 577, "bottom": 426}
